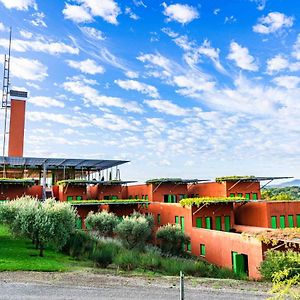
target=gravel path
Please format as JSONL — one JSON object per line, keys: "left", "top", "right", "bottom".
{"left": 0, "top": 271, "right": 271, "bottom": 300}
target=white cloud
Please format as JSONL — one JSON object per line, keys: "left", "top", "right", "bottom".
{"left": 66, "top": 59, "right": 105, "bottom": 75}
{"left": 292, "top": 34, "right": 300, "bottom": 60}
{"left": 0, "top": 0, "right": 36, "bottom": 10}
{"left": 144, "top": 99, "right": 189, "bottom": 116}
{"left": 162, "top": 2, "right": 199, "bottom": 25}
{"left": 213, "top": 8, "right": 220, "bottom": 15}
{"left": 251, "top": 0, "right": 267, "bottom": 10}
{"left": 93, "top": 113, "right": 139, "bottom": 131}
{"left": 227, "top": 41, "right": 258, "bottom": 71}
{"left": 28, "top": 96, "right": 65, "bottom": 108}
{"left": 273, "top": 76, "right": 300, "bottom": 89}
{"left": 30, "top": 12, "right": 47, "bottom": 27}
{"left": 125, "top": 70, "right": 139, "bottom": 79}
{"left": 0, "top": 22, "right": 6, "bottom": 31}
{"left": 19, "top": 30, "right": 33, "bottom": 39}
{"left": 80, "top": 26, "right": 105, "bottom": 40}
{"left": 0, "top": 37, "right": 79, "bottom": 55}
{"left": 63, "top": 79, "right": 143, "bottom": 113}
{"left": 63, "top": 4, "right": 93, "bottom": 23}
{"left": 224, "top": 16, "right": 236, "bottom": 24}
{"left": 11, "top": 57, "right": 47, "bottom": 81}
{"left": 253, "top": 12, "right": 294, "bottom": 34}
{"left": 125, "top": 7, "right": 139, "bottom": 20}
{"left": 266, "top": 54, "right": 289, "bottom": 74}
{"left": 65, "top": 0, "right": 121, "bottom": 25}
{"left": 115, "top": 79, "right": 159, "bottom": 98}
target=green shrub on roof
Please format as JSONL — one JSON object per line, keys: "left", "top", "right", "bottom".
{"left": 146, "top": 178, "right": 182, "bottom": 184}
{"left": 180, "top": 196, "right": 246, "bottom": 207}
{"left": 215, "top": 176, "right": 255, "bottom": 182}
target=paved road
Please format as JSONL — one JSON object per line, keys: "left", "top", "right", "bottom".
{"left": 0, "top": 281, "right": 268, "bottom": 300}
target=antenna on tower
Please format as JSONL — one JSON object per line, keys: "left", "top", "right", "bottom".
{"left": 1, "top": 27, "right": 12, "bottom": 176}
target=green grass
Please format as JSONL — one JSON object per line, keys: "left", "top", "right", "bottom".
{"left": 0, "top": 225, "right": 92, "bottom": 272}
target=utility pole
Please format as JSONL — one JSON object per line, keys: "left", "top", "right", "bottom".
{"left": 179, "top": 271, "right": 184, "bottom": 300}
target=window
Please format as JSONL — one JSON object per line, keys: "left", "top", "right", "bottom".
{"left": 215, "top": 216, "right": 222, "bottom": 231}
{"left": 205, "top": 217, "right": 212, "bottom": 229}
{"left": 224, "top": 216, "right": 231, "bottom": 232}
{"left": 180, "top": 216, "right": 185, "bottom": 232}
{"left": 142, "top": 195, "right": 145, "bottom": 199}
{"left": 157, "top": 214, "right": 161, "bottom": 225}
{"left": 179, "top": 194, "right": 187, "bottom": 200}
{"left": 297, "top": 215, "right": 300, "bottom": 228}
{"left": 245, "top": 193, "right": 250, "bottom": 200}
{"left": 196, "top": 217, "right": 202, "bottom": 228}
{"left": 252, "top": 193, "right": 258, "bottom": 200}
{"left": 67, "top": 196, "right": 73, "bottom": 201}
{"left": 145, "top": 195, "right": 149, "bottom": 200}
{"left": 230, "top": 193, "right": 235, "bottom": 198}
{"left": 135, "top": 195, "right": 138, "bottom": 200}
{"left": 280, "top": 215, "right": 285, "bottom": 229}
{"left": 165, "top": 194, "right": 176, "bottom": 203}
{"left": 175, "top": 216, "right": 179, "bottom": 224}
{"left": 104, "top": 195, "right": 110, "bottom": 200}
{"left": 237, "top": 193, "right": 243, "bottom": 197}
{"left": 111, "top": 196, "right": 118, "bottom": 200}
{"left": 128, "top": 195, "right": 133, "bottom": 199}
{"left": 145, "top": 203, "right": 149, "bottom": 209}
{"left": 271, "top": 216, "right": 277, "bottom": 229}
{"left": 76, "top": 196, "right": 82, "bottom": 200}
{"left": 288, "top": 215, "right": 294, "bottom": 228}
{"left": 200, "top": 244, "right": 206, "bottom": 256}
{"left": 187, "top": 242, "right": 191, "bottom": 252}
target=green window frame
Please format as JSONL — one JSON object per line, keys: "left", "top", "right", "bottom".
{"left": 196, "top": 217, "right": 202, "bottom": 228}
{"left": 271, "top": 216, "right": 277, "bottom": 229}
{"left": 200, "top": 244, "right": 206, "bottom": 256}
{"left": 111, "top": 195, "right": 118, "bottom": 200}
{"left": 145, "top": 195, "right": 149, "bottom": 200}
{"left": 230, "top": 193, "right": 235, "bottom": 198}
{"left": 76, "top": 196, "right": 82, "bottom": 200}
{"left": 245, "top": 193, "right": 250, "bottom": 200}
{"left": 142, "top": 195, "right": 145, "bottom": 199}
{"left": 297, "top": 215, "right": 300, "bottom": 228}
{"left": 237, "top": 193, "right": 243, "bottom": 197}
{"left": 224, "top": 216, "right": 231, "bottom": 232}
{"left": 252, "top": 193, "right": 258, "bottom": 200}
{"left": 187, "top": 242, "right": 191, "bottom": 252}
{"left": 280, "top": 215, "right": 285, "bottom": 229}
{"left": 215, "top": 216, "right": 222, "bottom": 231}
{"left": 288, "top": 215, "right": 294, "bottom": 228}
{"left": 128, "top": 195, "right": 133, "bottom": 199}
{"left": 157, "top": 214, "right": 161, "bottom": 224}
{"left": 180, "top": 216, "right": 185, "bottom": 232}
{"left": 67, "top": 196, "right": 73, "bottom": 201}
{"left": 104, "top": 195, "right": 110, "bottom": 200}
{"left": 135, "top": 195, "right": 138, "bottom": 200}
{"left": 205, "top": 217, "right": 212, "bottom": 230}
{"left": 175, "top": 216, "right": 179, "bottom": 224}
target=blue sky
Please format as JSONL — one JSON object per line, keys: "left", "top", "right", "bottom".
{"left": 0, "top": 0, "right": 300, "bottom": 182}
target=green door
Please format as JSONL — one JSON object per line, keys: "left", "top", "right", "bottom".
{"left": 200, "top": 244, "right": 206, "bottom": 256}
{"left": 215, "top": 216, "right": 222, "bottom": 231}
{"left": 224, "top": 216, "right": 231, "bottom": 232}
{"left": 288, "top": 215, "right": 294, "bottom": 228}
{"left": 271, "top": 216, "right": 277, "bottom": 228}
{"left": 245, "top": 193, "right": 250, "bottom": 200}
{"left": 232, "top": 252, "right": 245, "bottom": 274}
{"left": 168, "top": 195, "right": 172, "bottom": 203}
{"left": 252, "top": 193, "right": 258, "bottom": 200}
{"left": 280, "top": 215, "right": 285, "bottom": 228}
{"left": 175, "top": 216, "right": 179, "bottom": 224}
{"left": 75, "top": 217, "right": 82, "bottom": 229}
{"left": 297, "top": 215, "right": 300, "bottom": 228}
{"left": 205, "top": 217, "right": 212, "bottom": 229}
{"left": 180, "top": 216, "right": 185, "bottom": 232}
{"left": 196, "top": 217, "right": 202, "bottom": 228}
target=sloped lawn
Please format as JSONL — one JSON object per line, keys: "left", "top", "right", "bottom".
{"left": 0, "top": 225, "right": 91, "bottom": 271}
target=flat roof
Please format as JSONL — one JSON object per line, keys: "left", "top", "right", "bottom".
{"left": 215, "top": 176, "right": 293, "bottom": 182}
{"left": 57, "top": 179, "right": 137, "bottom": 186}
{"left": 146, "top": 178, "right": 209, "bottom": 184}
{"left": 0, "top": 178, "right": 35, "bottom": 185}
{"left": 0, "top": 156, "right": 129, "bottom": 171}
{"left": 68, "top": 199, "right": 149, "bottom": 206}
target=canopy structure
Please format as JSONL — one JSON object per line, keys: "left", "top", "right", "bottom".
{"left": 57, "top": 179, "right": 137, "bottom": 186}
{"left": 146, "top": 178, "right": 209, "bottom": 184}
{"left": 215, "top": 176, "right": 292, "bottom": 182}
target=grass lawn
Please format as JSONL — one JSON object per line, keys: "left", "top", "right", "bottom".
{"left": 0, "top": 225, "right": 92, "bottom": 272}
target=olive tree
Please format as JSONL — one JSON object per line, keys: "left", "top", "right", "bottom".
{"left": 85, "top": 210, "right": 119, "bottom": 237}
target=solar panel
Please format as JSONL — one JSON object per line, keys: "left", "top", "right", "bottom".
{"left": 10, "top": 90, "right": 28, "bottom": 98}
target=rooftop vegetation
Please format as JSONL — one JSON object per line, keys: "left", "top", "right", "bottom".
{"left": 180, "top": 196, "right": 246, "bottom": 207}
{"left": 146, "top": 178, "right": 200, "bottom": 184}
{"left": 0, "top": 178, "right": 35, "bottom": 185}
{"left": 215, "top": 176, "right": 255, "bottom": 182}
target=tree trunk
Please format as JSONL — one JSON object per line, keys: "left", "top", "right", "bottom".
{"left": 39, "top": 243, "right": 44, "bottom": 257}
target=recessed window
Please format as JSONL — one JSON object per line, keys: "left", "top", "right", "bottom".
{"left": 252, "top": 193, "right": 258, "bottom": 200}
{"left": 200, "top": 244, "right": 206, "bottom": 256}
{"left": 67, "top": 196, "right": 73, "bottom": 201}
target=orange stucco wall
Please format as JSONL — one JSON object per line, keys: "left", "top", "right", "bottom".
{"left": 188, "top": 182, "right": 226, "bottom": 197}
{"left": 127, "top": 184, "right": 153, "bottom": 201}
{"left": 58, "top": 185, "right": 87, "bottom": 201}
{"left": 225, "top": 181, "right": 261, "bottom": 198}
{"left": 8, "top": 99, "right": 26, "bottom": 157}
{"left": 27, "top": 185, "right": 43, "bottom": 199}
{"left": 0, "top": 184, "right": 28, "bottom": 200}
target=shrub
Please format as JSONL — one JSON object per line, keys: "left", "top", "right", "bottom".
{"left": 139, "top": 252, "right": 162, "bottom": 271}
{"left": 114, "top": 215, "right": 152, "bottom": 250}
{"left": 91, "top": 243, "right": 117, "bottom": 268}
{"left": 131, "top": 211, "right": 154, "bottom": 229}
{"left": 85, "top": 211, "right": 119, "bottom": 237}
{"left": 156, "top": 224, "right": 190, "bottom": 255}
{"left": 114, "top": 249, "right": 140, "bottom": 271}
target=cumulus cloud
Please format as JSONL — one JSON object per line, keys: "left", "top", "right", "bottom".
{"left": 80, "top": 26, "right": 105, "bottom": 40}
{"left": 66, "top": 59, "right": 105, "bottom": 75}
{"left": 144, "top": 99, "right": 189, "bottom": 116}
{"left": 30, "top": 11, "right": 47, "bottom": 27}
{"left": 162, "top": 2, "right": 199, "bottom": 25}
{"left": 11, "top": 57, "right": 47, "bottom": 81}
{"left": 0, "top": 37, "right": 79, "bottom": 55}
{"left": 266, "top": 54, "right": 289, "bottom": 74}
{"left": 292, "top": 34, "right": 300, "bottom": 60}
{"left": 0, "top": 0, "right": 36, "bottom": 10}
{"left": 0, "top": 22, "right": 6, "bottom": 31}
{"left": 253, "top": 12, "right": 294, "bottom": 34}
{"left": 227, "top": 41, "right": 258, "bottom": 71}
{"left": 273, "top": 76, "right": 300, "bottom": 89}
{"left": 63, "top": 4, "right": 93, "bottom": 23}
{"left": 93, "top": 113, "right": 139, "bottom": 131}
{"left": 125, "top": 7, "right": 139, "bottom": 20}
{"left": 115, "top": 79, "right": 159, "bottom": 98}
{"left": 19, "top": 30, "right": 33, "bottom": 39}
{"left": 63, "top": 0, "right": 121, "bottom": 25}
{"left": 28, "top": 96, "right": 65, "bottom": 108}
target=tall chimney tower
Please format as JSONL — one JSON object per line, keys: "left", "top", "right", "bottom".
{"left": 7, "top": 90, "right": 27, "bottom": 157}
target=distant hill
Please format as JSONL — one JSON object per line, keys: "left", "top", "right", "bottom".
{"left": 271, "top": 179, "right": 300, "bottom": 187}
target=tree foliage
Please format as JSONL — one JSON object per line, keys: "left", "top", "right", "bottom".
{"left": 85, "top": 210, "right": 119, "bottom": 237}
{"left": 261, "top": 187, "right": 300, "bottom": 200}
{"left": 156, "top": 224, "right": 190, "bottom": 255}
